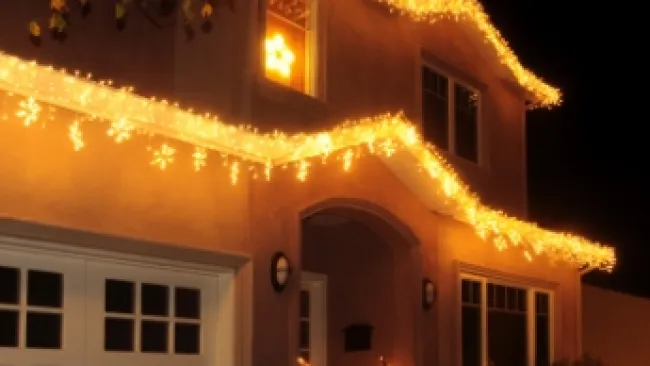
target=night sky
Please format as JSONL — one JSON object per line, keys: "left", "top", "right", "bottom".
{"left": 481, "top": 1, "right": 648, "bottom": 297}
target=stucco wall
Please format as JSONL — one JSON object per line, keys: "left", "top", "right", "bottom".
{"left": 583, "top": 285, "right": 650, "bottom": 366}
{"left": 247, "top": 154, "right": 581, "bottom": 366}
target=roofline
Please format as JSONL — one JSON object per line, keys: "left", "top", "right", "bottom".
{"left": 375, "top": 0, "right": 562, "bottom": 107}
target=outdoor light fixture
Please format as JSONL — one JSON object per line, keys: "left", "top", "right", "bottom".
{"left": 422, "top": 278, "right": 436, "bottom": 310}
{"left": 271, "top": 251, "right": 291, "bottom": 293}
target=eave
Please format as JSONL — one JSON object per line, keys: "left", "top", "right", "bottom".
{"left": 374, "top": 0, "right": 562, "bottom": 107}
{"left": 0, "top": 52, "right": 614, "bottom": 271}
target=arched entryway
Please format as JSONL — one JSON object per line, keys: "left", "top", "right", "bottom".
{"left": 299, "top": 198, "right": 422, "bottom": 366}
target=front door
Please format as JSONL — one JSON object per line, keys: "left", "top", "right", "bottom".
{"left": 299, "top": 272, "right": 327, "bottom": 366}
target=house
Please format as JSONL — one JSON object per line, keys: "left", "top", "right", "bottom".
{"left": 0, "top": 1, "right": 615, "bottom": 366}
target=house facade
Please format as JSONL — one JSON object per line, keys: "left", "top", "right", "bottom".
{"left": 0, "top": 1, "right": 614, "bottom": 366}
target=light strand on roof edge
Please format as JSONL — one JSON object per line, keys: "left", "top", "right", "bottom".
{"left": 0, "top": 53, "right": 613, "bottom": 270}
{"left": 376, "top": 0, "right": 561, "bottom": 107}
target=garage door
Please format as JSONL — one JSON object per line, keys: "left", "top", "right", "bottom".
{"left": 0, "top": 245, "right": 228, "bottom": 366}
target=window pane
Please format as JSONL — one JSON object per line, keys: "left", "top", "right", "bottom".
{"left": 495, "top": 285, "right": 506, "bottom": 309}
{"left": 536, "top": 292, "right": 549, "bottom": 315}
{"left": 105, "top": 318, "right": 134, "bottom": 351}
{"left": 175, "top": 287, "right": 201, "bottom": 319}
{"left": 454, "top": 84, "right": 479, "bottom": 162}
{"left": 487, "top": 310, "right": 527, "bottom": 366}
{"left": 422, "top": 66, "right": 449, "bottom": 150}
{"left": 175, "top": 323, "right": 200, "bottom": 354}
{"left": 517, "top": 289, "right": 527, "bottom": 312}
{"left": 299, "top": 319, "right": 310, "bottom": 349}
{"left": 105, "top": 279, "right": 135, "bottom": 314}
{"left": 141, "top": 283, "right": 169, "bottom": 316}
{"left": 506, "top": 287, "right": 517, "bottom": 311}
{"left": 141, "top": 320, "right": 168, "bottom": 353}
{"left": 535, "top": 314, "right": 550, "bottom": 366}
{"left": 300, "top": 290, "right": 310, "bottom": 318}
{"left": 462, "top": 305, "right": 481, "bottom": 366}
{"left": 535, "top": 292, "right": 551, "bottom": 366}
{"left": 0, "top": 266, "right": 20, "bottom": 305}
{"left": 0, "top": 309, "right": 19, "bottom": 347}
{"left": 26, "top": 312, "right": 62, "bottom": 349}
{"left": 27, "top": 270, "right": 63, "bottom": 308}
{"left": 265, "top": 0, "right": 313, "bottom": 94}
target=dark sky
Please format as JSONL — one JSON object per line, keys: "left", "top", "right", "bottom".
{"left": 480, "top": 1, "right": 648, "bottom": 296}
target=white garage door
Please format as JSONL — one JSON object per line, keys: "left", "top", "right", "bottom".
{"left": 0, "top": 244, "right": 231, "bottom": 366}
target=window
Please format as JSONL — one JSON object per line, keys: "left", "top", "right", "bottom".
{"left": 461, "top": 276, "right": 553, "bottom": 366}
{"left": 265, "top": 0, "right": 318, "bottom": 95}
{"left": 299, "top": 289, "right": 311, "bottom": 361}
{"left": 299, "top": 273, "right": 327, "bottom": 366}
{"left": 103, "top": 279, "right": 202, "bottom": 355}
{"left": 421, "top": 65, "right": 480, "bottom": 163}
{"left": 0, "top": 266, "right": 64, "bottom": 349}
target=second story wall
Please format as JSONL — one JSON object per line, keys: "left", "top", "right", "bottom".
{"left": 250, "top": 0, "right": 529, "bottom": 215}
{"left": 0, "top": 0, "right": 532, "bottom": 219}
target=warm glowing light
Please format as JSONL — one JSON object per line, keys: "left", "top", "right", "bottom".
{"left": 16, "top": 97, "right": 41, "bottom": 126}
{"left": 151, "top": 143, "right": 175, "bottom": 170}
{"left": 297, "top": 357, "right": 310, "bottom": 365}
{"left": 230, "top": 161, "right": 239, "bottom": 185}
{"left": 265, "top": 33, "right": 295, "bottom": 79}
{"left": 107, "top": 118, "right": 134, "bottom": 143}
{"left": 68, "top": 120, "right": 84, "bottom": 151}
{"left": 0, "top": 52, "right": 614, "bottom": 271}
{"left": 192, "top": 146, "right": 208, "bottom": 171}
{"left": 375, "top": 0, "right": 561, "bottom": 107}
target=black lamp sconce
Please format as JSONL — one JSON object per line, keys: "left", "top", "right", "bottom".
{"left": 422, "top": 278, "right": 437, "bottom": 310}
{"left": 270, "top": 251, "right": 292, "bottom": 293}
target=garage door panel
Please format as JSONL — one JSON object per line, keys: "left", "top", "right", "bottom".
{"left": 0, "top": 248, "right": 86, "bottom": 366}
{"left": 85, "top": 260, "right": 220, "bottom": 366}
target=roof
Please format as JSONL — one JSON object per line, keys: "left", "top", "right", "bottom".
{"left": 0, "top": 52, "right": 614, "bottom": 271}
{"left": 377, "top": 0, "right": 562, "bottom": 107}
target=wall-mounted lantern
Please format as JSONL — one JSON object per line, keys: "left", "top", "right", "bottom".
{"left": 271, "top": 251, "right": 291, "bottom": 293}
{"left": 422, "top": 278, "right": 436, "bottom": 310}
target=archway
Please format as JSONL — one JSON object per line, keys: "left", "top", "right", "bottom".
{"left": 299, "top": 198, "right": 421, "bottom": 366}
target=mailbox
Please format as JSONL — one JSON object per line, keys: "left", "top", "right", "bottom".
{"left": 343, "top": 323, "right": 373, "bottom": 352}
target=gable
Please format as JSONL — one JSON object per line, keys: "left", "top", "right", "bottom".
{"left": 374, "top": 0, "right": 561, "bottom": 107}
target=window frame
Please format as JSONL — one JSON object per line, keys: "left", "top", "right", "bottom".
{"left": 260, "top": 0, "right": 326, "bottom": 100}
{"left": 300, "top": 271, "right": 327, "bottom": 366}
{"left": 458, "top": 272, "right": 555, "bottom": 366}
{"left": 420, "top": 61, "right": 483, "bottom": 165}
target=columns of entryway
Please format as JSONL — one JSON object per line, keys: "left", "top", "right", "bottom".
{"left": 247, "top": 187, "right": 302, "bottom": 366}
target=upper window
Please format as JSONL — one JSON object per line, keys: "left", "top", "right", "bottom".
{"left": 461, "top": 276, "right": 552, "bottom": 366}
{"left": 265, "top": 0, "right": 319, "bottom": 96}
{"left": 421, "top": 65, "right": 480, "bottom": 163}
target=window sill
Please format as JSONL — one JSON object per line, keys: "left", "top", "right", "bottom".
{"left": 256, "top": 77, "right": 329, "bottom": 116}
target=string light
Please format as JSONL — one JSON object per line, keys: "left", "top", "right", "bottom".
{"left": 16, "top": 97, "right": 41, "bottom": 126}
{"left": 0, "top": 51, "right": 613, "bottom": 270}
{"left": 151, "top": 143, "right": 175, "bottom": 170}
{"left": 375, "top": 0, "right": 561, "bottom": 107}
{"left": 192, "top": 146, "right": 208, "bottom": 172}
{"left": 68, "top": 120, "right": 84, "bottom": 151}
{"left": 107, "top": 118, "right": 134, "bottom": 143}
